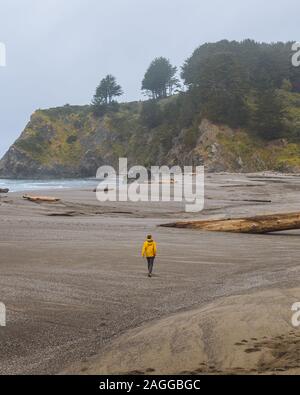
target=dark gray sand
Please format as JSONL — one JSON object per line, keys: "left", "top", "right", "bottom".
{"left": 0, "top": 172, "right": 300, "bottom": 374}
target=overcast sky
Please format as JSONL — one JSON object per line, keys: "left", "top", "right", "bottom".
{"left": 0, "top": 0, "right": 299, "bottom": 157}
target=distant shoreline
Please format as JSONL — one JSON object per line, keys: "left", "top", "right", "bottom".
{"left": 0, "top": 178, "right": 100, "bottom": 193}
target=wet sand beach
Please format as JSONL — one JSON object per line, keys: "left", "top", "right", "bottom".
{"left": 1, "top": 173, "right": 300, "bottom": 374}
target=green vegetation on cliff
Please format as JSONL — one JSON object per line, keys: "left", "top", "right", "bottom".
{"left": 0, "top": 40, "right": 300, "bottom": 178}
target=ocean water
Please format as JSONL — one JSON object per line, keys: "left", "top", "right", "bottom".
{"left": 0, "top": 178, "right": 100, "bottom": 193}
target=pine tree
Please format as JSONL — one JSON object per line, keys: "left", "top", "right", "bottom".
{"left": 142, "top": 57, "right": 179, "bottom": 99}
{"left": 92, "top": 75, "right": 123, "bottom": 116}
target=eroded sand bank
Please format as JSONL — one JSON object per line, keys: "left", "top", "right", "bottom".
{"left": 64, "top": 288, "right": 300, "bottom": 375}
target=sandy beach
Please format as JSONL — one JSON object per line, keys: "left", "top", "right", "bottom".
{"left": 1, "top": 173, "right": 300, "bottom": 375}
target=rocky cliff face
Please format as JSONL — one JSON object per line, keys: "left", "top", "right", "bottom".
{"left": 1, "top": 103, "right": 300, "bottom": 179}
{"left": 166, "top": 119, "right": 300, "bottom": 173}
{"left": 0, "top": 105, "right": 112, "bottom": 178}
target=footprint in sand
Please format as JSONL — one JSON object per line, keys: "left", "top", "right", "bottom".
{"left": 145, "top": 368, "right": 156, "bottom": 373}
{"left": 245, "top": 348, "right": 261, "bottom": 353}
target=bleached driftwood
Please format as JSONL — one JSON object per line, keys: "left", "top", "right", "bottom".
{"left": 23, "top": 195, "right": 60, "bottom": 203}
{"left": 161, "top": 212, "right": 300, "bottom": 234}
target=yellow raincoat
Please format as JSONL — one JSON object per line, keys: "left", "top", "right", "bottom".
{"left": 142, "top": 239, "right": 157, "bottom": 258}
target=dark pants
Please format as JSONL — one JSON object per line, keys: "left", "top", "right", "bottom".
{"left": 147, "top": 257, "right": 155, "bottom": 274}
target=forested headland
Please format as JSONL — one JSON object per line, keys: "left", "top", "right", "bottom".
{"left": 1, "top": 40, "right": 300, "bottom": 178}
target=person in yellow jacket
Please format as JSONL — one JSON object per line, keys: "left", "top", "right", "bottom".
{"left": 142, "top": 235, "right": 157, "bottom": 278}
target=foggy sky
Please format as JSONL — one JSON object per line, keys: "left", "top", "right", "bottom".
{"left": 0, "top": 0, "right": 299, "bottom": 157}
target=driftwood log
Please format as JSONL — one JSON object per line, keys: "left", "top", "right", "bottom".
{"left": 0, "top": 188, "right": 9, "bottom": 194}
{"left": 23, "top": 195, "right": 60, "bottom": 203}
{"left": 161, "top": 212, "right": 300, "bottom": 234}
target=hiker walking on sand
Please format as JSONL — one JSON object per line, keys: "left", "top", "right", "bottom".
{"left": 142, "top": 235, "right": 157, "bottom": 278}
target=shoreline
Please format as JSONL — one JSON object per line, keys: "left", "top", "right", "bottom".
{"left": 2, "top": 169, "right": 300, "bottom": 193}
{"left": 1, "top": 172, "right": 300, "bottom": 374}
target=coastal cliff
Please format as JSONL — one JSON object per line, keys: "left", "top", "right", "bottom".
{"left": 2, "top": 39, "right": 300, "bottom": 179}
{"left": 1, "top": 94, "right": 300, "bottom": 178}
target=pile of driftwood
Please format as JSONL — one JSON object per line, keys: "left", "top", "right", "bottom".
{"left": 0, "top": 188, "right": 9, "bottom": 194}
{"left": 161, "top": 212, "right": 300, "bottom": 234}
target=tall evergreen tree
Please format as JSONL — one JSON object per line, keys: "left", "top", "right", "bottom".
{"left": 142, "top": 57, "right": 179, "bottom": 99}
{"left": 92, "top": 75, "right": 123, "bottom": 115}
